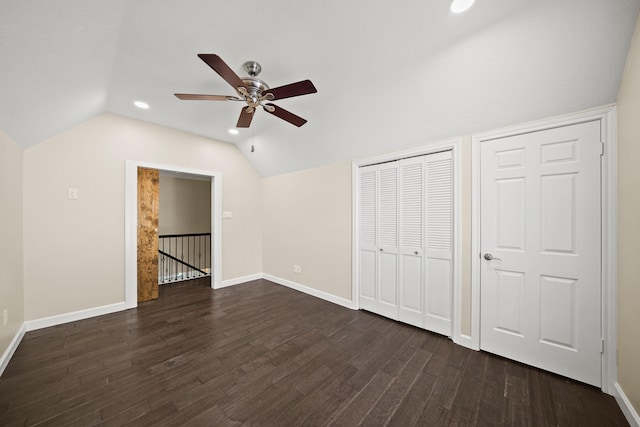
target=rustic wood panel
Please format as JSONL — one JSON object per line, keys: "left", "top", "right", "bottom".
{"left": 137, "top": 167, "right": 159, "bottom": 302}
{"left": 0, "top": 279, "right": 629, "bottom": 426}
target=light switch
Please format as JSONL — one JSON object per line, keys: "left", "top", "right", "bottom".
{"left": 67, "top": 188, "right": 79, "bottom": 199}
{"left": 222, "top": 211, "right": 233, "bottom": 219}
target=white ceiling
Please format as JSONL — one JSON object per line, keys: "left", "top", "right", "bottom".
{"left": 1, "top": 0, "right": 639, "bottom": 176}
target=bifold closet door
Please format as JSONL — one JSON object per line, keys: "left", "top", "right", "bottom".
{"left": 358, "top": 165, "right": 378, "bottom": 313}
{"left": 358, "top": 161, "right": 401, "bottom": 319}
{"left": 376, "top": 162, "right": 400, "bottom": 319}
{"left": 357, "top": 150, "right": 452, "bottom": 336}
{"left": 398, "top": 157, "right": 425, "bottom": 327}
{"left": 397, "top": 152, "right": 453, "bottom": 332}
{"left": 423, "top": 151, "right": 453, "bottom": 335}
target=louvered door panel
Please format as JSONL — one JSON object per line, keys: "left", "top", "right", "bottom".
{"left": 424, "top": 151, "right": 453, "bottom": 335}
{"left": 398, "top": 157, "right": 424, "bottom": 327}
{"left": 358, "top": 166, "right": 378, "bottom": 312}
{"left": 377, "top": 162, "right": 399, "bottom": 319}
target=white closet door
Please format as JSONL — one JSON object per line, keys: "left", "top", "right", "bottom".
{"left": 424, "top": 151, "right": 453, "bottom": 335}
{"left": 377, "top": 162, "right": 400, "bottom": 319}
{"left": 358, "top": 165, "right": 378, "bottom": 312}
{"left": 479, "top": 121, "right": 602, "bottom": 386}
{"left": 398, "top": 157, "right": 425, "bottom": 327}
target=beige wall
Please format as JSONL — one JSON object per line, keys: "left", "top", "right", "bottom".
{"left": 159, "top": 176, "right": 211, "bottom": 235}
{"left": 616, "top": 13, "right": 640, "bottom": 417}
{"left": 262, "top": 161, "right": 352, "bottom": 300}
{"left": 23, "top": 113, "right": 262, "bottom": 320}
{"left": 0, "top": 131, "right": 24, "bottom": 357}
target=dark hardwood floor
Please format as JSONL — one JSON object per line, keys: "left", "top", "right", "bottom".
{"left": 0, "top": 279, "right": 628, "bottom": 426}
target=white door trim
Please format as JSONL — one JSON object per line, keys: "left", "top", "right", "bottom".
{"left": 124, "top": 160, "right": 223, "bottom": 309}
{"left": 471, "top": 105, "right": 617, "bottom": 394}
{"left": 352, "top": 139, "right": 462, "bottom": 342}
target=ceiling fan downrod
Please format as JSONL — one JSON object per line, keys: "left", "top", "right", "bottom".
{"left": 242, "top": 61, "right": 262, "bottom": 77}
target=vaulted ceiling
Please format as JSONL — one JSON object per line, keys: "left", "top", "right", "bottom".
{"left": 2, "top": 0, "right": 639, "bottom": 176}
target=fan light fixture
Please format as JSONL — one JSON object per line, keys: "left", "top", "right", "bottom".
{"left": 450, "top": 0, "right": 475, "bottom": 13}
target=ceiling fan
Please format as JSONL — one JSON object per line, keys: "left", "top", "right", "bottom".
{"left": 175, "top": 54, "right": 317, "bottom": 128}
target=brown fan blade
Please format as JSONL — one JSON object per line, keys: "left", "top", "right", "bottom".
{"left": 198, "top": 54, "right": 247, "bottom": 91}
{"left": 263, "top": 103, "right": 307, "bottom": 127}
{"left": 174, "top": 93, "right": 238, "bottom": 101}
{"left": 236, "top": 106, "right": 255, "bottom": 128}
{"left": 264, "top": 80, "right": 317, "bottom": 101}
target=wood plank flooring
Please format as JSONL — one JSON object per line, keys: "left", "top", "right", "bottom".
{"left": 0, "top": 279, "right": 628, "bottom": 426}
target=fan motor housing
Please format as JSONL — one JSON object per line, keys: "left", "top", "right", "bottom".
{"left": 241, "top": 77, "right": 269, "bottom": 96}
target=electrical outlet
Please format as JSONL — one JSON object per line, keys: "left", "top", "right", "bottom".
{"left": 293, "top": 265, "right": 302, "bottom": 274}
{"left": 67, "top": 188, "right": 79, "bottom": 199}
{"left": 3, "top": 309, "right": 7, "bottom": 326}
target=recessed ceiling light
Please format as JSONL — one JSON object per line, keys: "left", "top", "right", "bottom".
{"left": 450, "top": 0, "right": 475, "bottom": 14}
{"left": 134, "top": 100, "right": 149, "bottom": 109}
{"left": 228, "top": 129, "right": 239, "bottom": 135}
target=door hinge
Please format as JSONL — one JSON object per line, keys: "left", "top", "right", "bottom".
{"left": 600, "top": 142, "right": 605, "bottom": 156}
{"left": 601, "top": 338, "right": 605, "bottom": 354}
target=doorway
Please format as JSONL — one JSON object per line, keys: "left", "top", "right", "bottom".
{"left": 157, "top": 171, "right": 212, "bottom": 289}
{"left": 124, "top": 161, "right": 223, "bottom": 309}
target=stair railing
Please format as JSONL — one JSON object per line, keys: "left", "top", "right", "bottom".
{"left": 158, "top": 233, "right": 211, "bottom": 284}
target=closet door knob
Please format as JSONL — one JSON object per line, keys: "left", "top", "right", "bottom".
{"left": 484, "top": 253, "right": 502, "bottom": 261}
{"left": 414, "top": 251, "right": 419, "bottom": 255}
{"left": 379, "top": 248, "right": 383, "bottom": 252}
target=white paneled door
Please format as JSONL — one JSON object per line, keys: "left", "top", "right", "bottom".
{"left": 480, "top": 121, "right": 602, "bottom": 386}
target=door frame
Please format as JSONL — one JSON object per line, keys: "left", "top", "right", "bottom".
{"left": 124, "top": 160, "right": 223, "bottom": 309}
{"left": 352, "top": 139, "right": 462, "bottom": 341}
{"left": 471, "top": 105, "right": 617, "bottom": 393}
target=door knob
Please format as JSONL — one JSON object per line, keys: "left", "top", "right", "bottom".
{"left": 484, "top": 253, "right": 502, "bottom": 261}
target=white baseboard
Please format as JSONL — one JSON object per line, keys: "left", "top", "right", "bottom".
{"left": 218, "top": 273, "right": 356, "bottom": 310}
{"left": 25, "top": 302, "right": 128, "bottom": 332}
{"left": 263, "top": 274, "right": 356, "bottom": 310}
{"left": 0, "top": 323, "right": 26, "bottom": 378}
{"left": 217, "top": 273, "right": 263, "bottom": 289}
{"left": 614, "top": 382, "right": 640, "bottom": 427}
